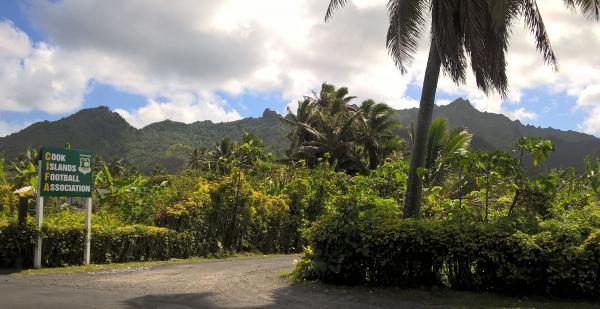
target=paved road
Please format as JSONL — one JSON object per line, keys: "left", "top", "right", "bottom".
{"left": 0, "top": 255, "right": 439, "bottom": 309}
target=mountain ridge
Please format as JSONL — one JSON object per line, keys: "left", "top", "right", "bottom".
{"left": 1, "top": 99, "right": 598, "bottom": 172}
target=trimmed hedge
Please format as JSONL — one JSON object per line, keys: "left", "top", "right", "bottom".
{"left": 0, "top": 223, "right": 37, "bottom": 267}
{"left": 301, "top": 212, "right": 600, "bottom": 298}
{"left": 0, "top": 223, "right": 197, "bottom": 268}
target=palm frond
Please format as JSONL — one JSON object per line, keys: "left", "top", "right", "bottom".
{"left": 520, "top": 0, "right": 558, "bottom": 70}
{"left": 325, "top": 0, "right": 349, "bottom": 21}
{"left": 446, "top": 128, "right": 472, "bottom": 156}
{"left": 386, "top": 0, "right": 429, "bottom": 74}
{"left": 563, "top": 0, "right": 600, "bottom": 20}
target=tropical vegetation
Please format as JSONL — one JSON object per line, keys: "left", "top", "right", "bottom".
{"left": 1, "top": 85, "right": 600, "bottom": 299}
{"left": 324, "top": 0, "right": 600, "bottom": 218}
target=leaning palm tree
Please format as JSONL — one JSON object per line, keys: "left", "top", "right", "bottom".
{"left": 326, "top": 0, "right": 600, "bottom": 217}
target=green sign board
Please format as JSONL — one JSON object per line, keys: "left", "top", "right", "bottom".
{"left": 39, "top": 146, "right": 93, "bottom": 197}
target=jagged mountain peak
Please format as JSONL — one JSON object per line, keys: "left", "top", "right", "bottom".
{"left": 445, "top": 98, "right": 473, "bottom": 108}
{"left": 1, "top": 101, "right": 599, "bottom": 172}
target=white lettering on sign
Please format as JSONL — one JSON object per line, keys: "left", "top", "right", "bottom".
{"left": 49, "top": 184, "right": 91, "bottom": 193}
{"left": 48, "top": 174, "right": 80, "bottom": 182}
{"left": 52, "top": 153, "right": 66, "bottom": 162}
{"left": 48, "top": 163, "right": 77, "bottom": 172}
{"left": 44, "top": 152, "right": 66, "bottom": 162}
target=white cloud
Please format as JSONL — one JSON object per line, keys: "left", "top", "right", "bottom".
{"left": 0, "top": 119, "right": 28, "bottom": 137}
{"left": 506, "top": 108, "right": 538, "bottom": 122}
{"left": 0, "top": 21, "right": 89, "bottom": 114}
{"left": 0, "top": 20, "right": 31, "bottom": 58}
{"left": 0, "top": 0, "right": 597, "bottom": 136}
{"left": 115, "top": 92, "right": 241, "bottom": 128}
{"left": 576, "top": 85, "right": 600, "bottom": 108}
{"left": 25, "top": 0, "right": 420, "bottom": 109}
{"left": 406, "top": 0, "right": 600, "bottom": 133}
{"left": 580, "top": 106, "right": 600, "bottom": 134}
{"left": 576, "top": 86, "right": 600, "bottom": 134}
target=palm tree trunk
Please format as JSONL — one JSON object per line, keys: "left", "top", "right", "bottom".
{"left": 368, "top": 146, "right": 379, "bottom": 171}
{"left": 403, "top": 38, "right": 442, "bottom": 218}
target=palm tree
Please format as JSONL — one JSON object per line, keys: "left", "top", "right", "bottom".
{"left": 359, "top": 99, "right": 401, "bottom": 170}
{"left": 294, "top": 109, "right": 365, "bottom": 172}
{"left": 412, "top": 118, "right": 472, "bottom": 186}
{"left": 282, "top": 99, "right": 316, "bottom": 151}
{"left": 313, "top": 83, "right": 357, "bottom": 116}
{"left": 326, "top": 0, "right": 600, "bottom": 218}
{"left": 285, "top": 83, "right": 370, "bottom": 172}
{"left": 212, "top": 137, "right": 236, "bottom": 175}
{"left": 284, "top": 83, "right": 401, "bottom": 173}
{"left": 187, "top": 148, "right": 206, "bottom": 170}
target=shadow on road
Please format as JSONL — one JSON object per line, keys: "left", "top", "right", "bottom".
{"left": 0, "top": 268, "right": 21, "bottom": 276}
{"left": 122, "top": 284, "right": 434, "bottom": 309}
{"left": 125, "top": 292, "right": 224, "bottom": 309}
{"left": 122, "top": 282, "right": 600, "bottom": 309}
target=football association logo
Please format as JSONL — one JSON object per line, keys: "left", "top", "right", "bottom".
{"left": 78, "top": 154, "right": 92, "bottom": 175}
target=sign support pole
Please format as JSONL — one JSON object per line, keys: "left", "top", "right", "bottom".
{"left": 34, "top": 160, "right": 44, "bottom": 269}
{"left": 84, "top": 197, "right": 92, "bottom": 265}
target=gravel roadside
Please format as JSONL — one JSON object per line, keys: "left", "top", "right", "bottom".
{"left": 0, "top": 255, "right": 440, "bottom": 309}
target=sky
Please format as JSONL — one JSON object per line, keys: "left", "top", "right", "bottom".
{"left": 0, "top": 0, "right": 599, "bottom": 137}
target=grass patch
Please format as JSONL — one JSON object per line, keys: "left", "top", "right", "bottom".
{"left": 12, "top": 253, "right": 296, "bottom": 276}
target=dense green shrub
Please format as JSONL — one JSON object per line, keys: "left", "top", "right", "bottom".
{"left": 0, "top": 184, "right": 17, "bottom": 215}
{"left": 156, "top": 173, "right": 301, "bottom": 254}
{"left": 0, "top": 222, "right": 196, "bottom": 267}
{"left": 0, "top": 222, "right": 37, "bottom": 267}
{"left": 299, "top": 205, "right": 600, "bottom": 298}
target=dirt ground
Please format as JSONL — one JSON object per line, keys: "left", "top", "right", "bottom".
{"left": 0, "top": 255, "right": 596, "bottom": 309}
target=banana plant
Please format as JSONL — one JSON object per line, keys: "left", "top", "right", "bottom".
{"left": 94, "top": 163, "right": 143, "bottom": 209}
{"left": 12, "top": 161, "right": 38, "bottom": 198}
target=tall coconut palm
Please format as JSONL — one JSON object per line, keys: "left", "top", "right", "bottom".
{"left": 359, "top": 99, "right": 401, "bottom": 170}
{"left": 314, "top": 83, "right": 357, "bottom": 116}
{"left": 284, "top": 83, "right": 364, "bottom": 171}
{"left": 326, "top": 0, "right": 600, "bottom": 218}
{"left": 282, "top": 98, "right": 316, "bottom": 151}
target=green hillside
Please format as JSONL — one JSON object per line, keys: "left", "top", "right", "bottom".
{"left": 1, "top": 99, "right": 598, "bottom": 172}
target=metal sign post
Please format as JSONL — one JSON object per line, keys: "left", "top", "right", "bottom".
{"left": 84, "top": 197, "right": 92, "bottom": 265}
{"left": 34, "top": 160, "right": 44, "bottom": 269}
{"left": 34, "top": 146, "right": 94, "bottom": 268}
